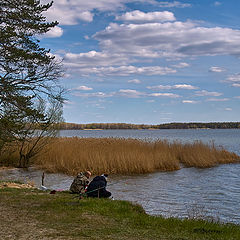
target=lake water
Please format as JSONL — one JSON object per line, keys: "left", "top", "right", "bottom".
{"left": 1, "top": 129, "right": 240, "bottom": 224}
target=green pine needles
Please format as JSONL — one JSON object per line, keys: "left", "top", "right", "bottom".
{"left": 0, "top": 0, "right": 64, "bottom": 167}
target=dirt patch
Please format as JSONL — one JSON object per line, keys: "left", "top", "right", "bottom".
{"left": 0, "top": 182, "right": 35, "bottom": 189}
{"left": 0, "top": 166, "right": 15, "bottom": 171}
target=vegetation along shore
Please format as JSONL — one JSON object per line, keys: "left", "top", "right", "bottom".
{"left": 59, "top": 122, "right": 240, "bottom": 130}
{"left": 1, "top": 185, "right": 240, "bottom": 240}
{"left": 1, "top": 137, "right": 239, "bottom": 175}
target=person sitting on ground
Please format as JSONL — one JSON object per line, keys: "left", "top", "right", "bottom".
{"left": 86, "top": 174, "right": 111, "bottom": 198}
{"left": 70, "top": 171, "right": 91, "bottom": 194}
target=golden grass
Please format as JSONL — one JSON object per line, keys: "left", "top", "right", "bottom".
{"left": 31, "top": 137, "right": 240, "bottom": 175}
{"left": 1, "top": 137, "right": 239, "bottom": 175}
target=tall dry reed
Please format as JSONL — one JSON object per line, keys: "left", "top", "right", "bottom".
{"left": 33, "top": 137, "right": 240, "bottom": 175}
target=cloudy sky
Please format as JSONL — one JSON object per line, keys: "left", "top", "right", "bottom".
{"left": 41, "top": 0, "right": 240, "bottom": 124}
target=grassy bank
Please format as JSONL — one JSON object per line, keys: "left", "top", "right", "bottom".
{"left": 1, "top": 186, "right": 240, "bottom": 240}
{"left": 1, "top": 137, "right": 239, "bottom": 175}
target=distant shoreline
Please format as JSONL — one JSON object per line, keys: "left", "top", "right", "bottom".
{"left": 58, "top": 122, "right": 240, "bottom": 130}
{"left": 83, "top": 129, "right": 103, "bottom": 130}
{"left": 62, "top": 128, "right": 216, "bottom": 130}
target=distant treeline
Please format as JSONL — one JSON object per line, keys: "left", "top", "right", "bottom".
{"left": 59, "top": 122, "right": 240, "bottom": 130}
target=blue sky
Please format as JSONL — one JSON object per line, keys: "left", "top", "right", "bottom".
{"left": 41, "top": 0, "right": 240, "bottom": 124}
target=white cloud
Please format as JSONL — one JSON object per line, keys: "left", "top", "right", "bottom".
{"left": 225, "top": 73, "right": 240, "bottom": 87}
{"left": 226, "top": 73, "right": 240, "bottom": 87}
{"left": 147, "top": 84, "right": 197, "bottom": 90}
{"left": 73, "top": 89, "right": 144, "bottom": 98}
{"left": 65, "top": 64, "right": 176, "bottom": 76}
{"left": 95, "top": 66, "right": 176, "bottom": 76}
{"left": 45, "top": 4, "right": 94, "bottom": 25}
{"left": 74, "top": 86, "right": 93, "bottom": 91}
{"left": 158, "top": 1, "right": 191, "bottom": 8}
{"left": 174, "top": 84, "right": 197, "bottom": 89}
{"left": 45, "top": 2, "right": 240, "bottom": 80}
{"left": 195, "top": 90, "right": 222, "bottom": 97}
{"left": 182, "top": 100, "right": 198, "bottom": 104}
{"left": 206, "top": 98, "right": 229, "bottom": 102}
{"left": 80, "top": 11, "right": 94, "bottom": 22}
{"left": 209, "top": 66, "right": 226, "bottom": 73}
{"left": 224, "top": 108, "right": 232, "bottom": 111}
{"left": 73, "top": 91, "right": 113, "bottom": 98}
{"left": 171, "top": 62, "right": 190, "bottom": 68}
{"left": 118, "top": 89, "right": 144, "bottom": 98}
{"left": 64, "top": 51, "right": 129, "bottom": 67}
{"left": 227, "top": 74, "right": 240, "bottom": 82}
{"left": 43, "top": 26, "right": 63, "bottom": 38}
{"left": 116, "top": 10, "right": 176, "bottom": 22}
{"left": 60, "top": 14, "right": 240, "bottom": 77}
{"left": 128, "top": 79, "right": 141, "bottom": 84}
{"left": 94, "top": 21, "right": 240, "bottom": 58}
{"left": 63, "top": 48, "right": 162, "bottom": 75}
{"left": 72, "top": 89, "right": 181, "bottom": 99}
{"left": 148, "top": 85, "right": 171, "bottom": 90}
{"left": 149, "top": 93, "right": 180, "bottom": 98}
{"left": 42, "top": 0, "right": 158, "bottom": 25}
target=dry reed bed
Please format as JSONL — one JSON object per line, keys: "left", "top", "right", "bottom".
{"left": 34, "top": 137, "right": 240, "bottom": 175}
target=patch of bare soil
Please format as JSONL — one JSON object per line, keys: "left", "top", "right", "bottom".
{"left": 0, "top": 166, "right": 15, "bottom": 171}
{"left": 0, "top": 182, "right": 35, "bottom": 189}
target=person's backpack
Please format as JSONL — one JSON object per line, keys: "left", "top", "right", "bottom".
{"left": 70, "top": 172, "right": 89, "bottom": 194}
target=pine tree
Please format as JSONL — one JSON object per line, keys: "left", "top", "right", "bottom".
{"left": 0, "top": 0, "right": 64, "bottom": 166}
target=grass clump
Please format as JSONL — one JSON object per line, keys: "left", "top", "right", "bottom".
{"left": 36, "top": 137, "right": 239, "bottom": 175}
{"left": 1, "top": 137, "right": 239, "bottom": 175}
{"left": 0, "top": 187, "right": 240, "bottom": 240}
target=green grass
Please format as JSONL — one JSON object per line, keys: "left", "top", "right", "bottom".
{"left": 0, "top": 186, "right": 239, "bottom": 239}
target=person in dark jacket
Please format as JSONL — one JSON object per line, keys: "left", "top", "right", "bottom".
{"left": 86, "top": 174, "right": 111, "bottom": 198}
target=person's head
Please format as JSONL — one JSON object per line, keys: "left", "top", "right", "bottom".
{"left": 101, "top": 173, "right": 108, "bottom": 180}
{"left": 85, "top": 171, "right": 92, "bottom": 178}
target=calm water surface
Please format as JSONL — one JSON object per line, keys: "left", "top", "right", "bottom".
{"left": 1, "top": 129, "right": 240, "bottom": 224}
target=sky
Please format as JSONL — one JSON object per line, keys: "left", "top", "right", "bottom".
{"left": 40, "top": 0, "right": 240, "bottom": 124}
